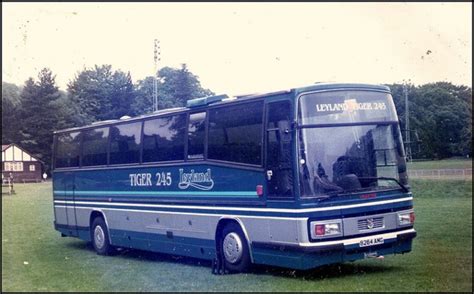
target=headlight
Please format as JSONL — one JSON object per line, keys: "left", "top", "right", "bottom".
{"left": 311, "top": 220, "right": 342, "bottom": 239}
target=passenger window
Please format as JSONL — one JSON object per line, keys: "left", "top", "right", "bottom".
{"left": 55, "top": 131, "right": 81, "bottom": 168}
{"left": 143, "top": 114, "right": 186, "bottom": 162}
{"left": 208, "top": 101, "right": 264, "bottom": 165}
{"left": 82, "top": 127, "right": 109, "bottom": 166}
{"left": 109, "top": 122, "right": 142, "bottom": 164}
{"left": 187, "top": 112, "right": 206, "bottom": 160}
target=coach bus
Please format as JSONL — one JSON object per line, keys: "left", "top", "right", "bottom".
{"left": 52, "top": 83, "right": 416, "bottom": 272}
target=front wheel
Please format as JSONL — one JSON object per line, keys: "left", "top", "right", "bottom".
{"left": 91, "top": 217, "right": 116, "bottom": 255}
{"left": 221, "top": 223, "right": 251, "bottom": 272}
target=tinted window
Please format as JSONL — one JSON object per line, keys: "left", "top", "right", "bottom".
{"left": 109, "top": 122, "right": 142, "bottom": 164}
{"left": 208, "top": 101, "right": 263, "bottom": 165}
{"left": 143, "top": 114, "right": 186, "bottom": 162}
{"left": 187, "top": 112, "right": 206, "bottom": 160}
{"left": 266, "top": 101, "right": 293, "bottom": 197}
{"left": 267, "top": 101, "right": 292, "bottom": 170}
{"left": 55, "top": 132, "right": 81, "bottom": 168}
{"left": 82, "top": 127, "right": 109, "bottom": 166}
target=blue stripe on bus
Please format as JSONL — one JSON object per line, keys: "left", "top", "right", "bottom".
{"left": 53, "top": 190, "right": 258, "bottom": 197}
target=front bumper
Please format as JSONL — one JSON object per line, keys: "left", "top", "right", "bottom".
{"left": 252, "top": 228, "right": 416, "bottom": 270}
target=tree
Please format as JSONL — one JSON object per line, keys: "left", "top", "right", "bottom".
{"left": 105, "top": 71, "right": 135, "bottom": 119}
{"left": 131, "top": 64, "right": 214, "bottom": 116}
{"left": 18, "top": 69, "right": 64, "bottom": 171}
{"left": 67, "top": 65, "right": 135, "bottom": 124}
{"left": 171, "top": 64, "right": 214, "bottom": 106}
{"left": 51, "top": 90, "right": 83, "bottom": 130}
{"left": 131, "top": 76, "right": 156, "bottom": 115}
{"left": 387, "top": 82, "right": 472, "bottom": 159}
{"left": 2, "top": 82, "right": 22, "bottom": 144}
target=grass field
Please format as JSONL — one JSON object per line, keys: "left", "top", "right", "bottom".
{"left": 407, "top": 158, "right": 472, "bottom": 170}
{"left": 2, "top": 180, "right": 472, "bottom": 292}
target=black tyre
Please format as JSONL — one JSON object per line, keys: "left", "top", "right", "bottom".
{"left": 220, "top": 223, "right": 251, "bottom": 272}
{"left": 91, "top": 217, "right": 116, "bottom": 255}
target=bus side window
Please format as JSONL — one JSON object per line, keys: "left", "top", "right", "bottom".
{"left": 55, "top": 131, "right": 81, "bottom": 168}
{"left": 266, "top": 101, "right": 293, "bottom": 198}
{"left": 143, "top": 114, "right": 186, "bottom": 162}
{"left": 109, "top": 122, "right": 142, "bottom": 165}
{"left": 82, "top": 127, "right": 109, "bottom": 166}
{"left": 187, "top": 112, "right": 206, "bottom": 160}
{"left": 208, "top": 101, "right": 263, "bottom": 165}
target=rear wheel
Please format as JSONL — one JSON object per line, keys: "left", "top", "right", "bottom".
{"left": 91, "top": 217, "right": 115, "bottom": 255}
{"left": 220, "top": 223, "right": 251, "bottom": 272}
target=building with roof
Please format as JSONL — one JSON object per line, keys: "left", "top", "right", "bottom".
{"left": 2, "top": 144, "right": 43, "bottom": 183}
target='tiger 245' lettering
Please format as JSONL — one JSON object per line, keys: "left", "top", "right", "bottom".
{"left": 129, "top": 172, "right": 172, "bottom": 187}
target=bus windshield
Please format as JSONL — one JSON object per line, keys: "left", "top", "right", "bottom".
{"left": 298, "top": 90, "right": 408, "bottom": 197}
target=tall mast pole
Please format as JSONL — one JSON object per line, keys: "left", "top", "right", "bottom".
{"left": 153, "top": 39, "right": 160, "bottom": 112}
{"left": 404, "top": 81, "right": 412, "bottom": 162}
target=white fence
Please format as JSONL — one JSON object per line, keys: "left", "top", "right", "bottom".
{"left": 408, "top": 168, "right": 472, "bottom": 180}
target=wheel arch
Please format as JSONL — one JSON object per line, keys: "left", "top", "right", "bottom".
{"left": 89, "top": 209, "right": 112, "bottom": 244}
{"left": 215, "top": 217, "right": 254, "bottom": 263}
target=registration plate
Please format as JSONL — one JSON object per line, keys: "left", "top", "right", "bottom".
{"left": 359, "top": 237, "right": 384, "bottom": 247}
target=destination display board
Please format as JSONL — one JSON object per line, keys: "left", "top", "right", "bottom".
{"left": 299, "top": 90, "right": 398, "bottom": 125}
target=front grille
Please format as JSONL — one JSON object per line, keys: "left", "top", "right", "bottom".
{"left": 357, "top": 217, "right": 384, "bottom": 231}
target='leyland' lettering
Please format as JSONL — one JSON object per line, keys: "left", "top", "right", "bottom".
{"left": 316, "top": 101, "right": 386, "bottom": 112}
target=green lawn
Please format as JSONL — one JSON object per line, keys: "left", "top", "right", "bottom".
{"left": 407, "top": 158, "right": 472, "bottom": 170}
{"left": 2, "top": 180, "right": 472, "bottom": 292}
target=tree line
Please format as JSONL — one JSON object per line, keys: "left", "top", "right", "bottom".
{"left": 387, "top": 82, "right": 472, "bottom": 159}
{"left": 1, "top": 65, "right": 472, "bottom": 174}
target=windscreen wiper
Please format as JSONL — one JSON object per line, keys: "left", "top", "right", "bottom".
{"left": 358, "top": 177, "right": 409, "bottom": 193}
{"left": 315, "top": 189, "right": 347, "bottom": 201}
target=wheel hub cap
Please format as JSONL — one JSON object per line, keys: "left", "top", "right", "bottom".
{"left": 94, "top": 226, "right": 105, "bottom": 249}
{"left": 223, "top": 232, "right": 243, "bottom": 264}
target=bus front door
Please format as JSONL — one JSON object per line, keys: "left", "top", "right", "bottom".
{"left": 266, "top": 101, "right": 294, "bottom": 198}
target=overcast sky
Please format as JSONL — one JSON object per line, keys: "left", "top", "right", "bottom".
{"left": 2, "top": 2, "right": 472, "bottom": 96}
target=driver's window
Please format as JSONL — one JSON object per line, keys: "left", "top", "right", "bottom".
{"left": 266, "top": 101, "right": 293, "bottom": 198}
